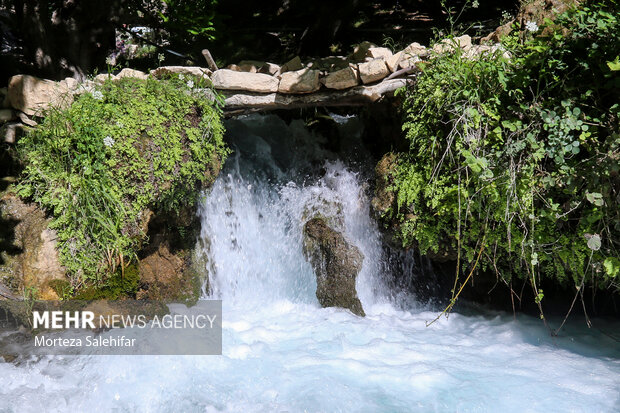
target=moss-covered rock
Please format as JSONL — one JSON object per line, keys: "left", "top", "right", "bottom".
{"left": 15, "top": 75, "right": 228, "bottom": 287}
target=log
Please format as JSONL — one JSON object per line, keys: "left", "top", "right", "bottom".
{"left": 220, "top": 78, "right": 409, "bottom": 115}
{"left": 201, "top": 49, "right": 219, "bottom": 72}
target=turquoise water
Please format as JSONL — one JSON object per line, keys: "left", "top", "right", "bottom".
{"left": 1, "top": 115, "right": 618, "bottom": 412}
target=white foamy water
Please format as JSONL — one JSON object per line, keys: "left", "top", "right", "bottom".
{"left": 1, "top": 115, "right": 619, "bottom": 412}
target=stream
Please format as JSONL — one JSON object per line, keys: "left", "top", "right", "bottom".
{"left": 1, "top": 114, "right": 619, "bottom": 412}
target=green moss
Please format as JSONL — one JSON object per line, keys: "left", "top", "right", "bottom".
{"left": 48, "top": 279, "right": 73, "bottom": 300}
{"left": 74, "top": 263, "right": 140, "bottom": 300}
{"left": 17, "top": 75, "right": 229, "bottom": 285}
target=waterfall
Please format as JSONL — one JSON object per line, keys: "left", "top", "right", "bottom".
{"left": 198, "top": 113, "right": 398, "bottom": 311}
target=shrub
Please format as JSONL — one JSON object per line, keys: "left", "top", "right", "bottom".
{"left": 17, "top": 75, "right": 228, "bottom": 287}
{"left": 385, "top": 1, "right": 620, "bottom": 307}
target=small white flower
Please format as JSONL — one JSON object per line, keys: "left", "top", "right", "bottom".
{"left": 115, "top": 121, "right": 124, "bottom": 128}
{"left": 525, "top": 21, "right": 539, "bottom": 33}
{"left": 103, "top": 136, "right": 115, "bottom": 147}
{"left": 92, "top": 91, "right": 104, "bottom": 100}
{"left": 178, "top": 74, "right": 185, "bottom": 81}
{"left": 471, "top": 0, "right": 479, "bottom": 8}
{"left": 186, "top": 79, "right": 194, "bottom": 89}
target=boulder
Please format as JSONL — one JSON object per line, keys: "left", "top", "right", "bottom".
{"left": 116, "top": 68, "right": 148, "bottom": 80}
{"left": 358, "top": 59, "right": 389, "bottom": 84}
{"left": 7, "top": 75, "right": 72, "bottom": 116}
{"left": 323, "top": 66, "right": 360, "bottom": 90}
{"left": 402, "top": 42, "right": 429, "bottom": 58}
{"left": 59, "top": 77, "right": 79, "bottom": 92}
{"left": 303, "top": 217, "right": 365, "bottom": 316}
{"left": 281, "top": 56, "right": 303, "bottom": 73}
{"left": 433, "top": 35, "right": 472, "bottom": 54}
{"left": 278, "top": 68, "right": 321, "bottom": 94}
{"left": 150, "top": 66, "right": 211, "bottom": 79}
{"left": 367, "top": 47, "right": 392, "bottom": 59}
{"left": 94, "top": 73, "right": 116, "bottom": 84}
{"left": 211, "top": 69, "right": 279, "bottom": 93}
{"left": 0, "top": 193, "right": 66, "bottom": 300}
{"left": 385, "top": 51, "right": 403, "bottom": 72}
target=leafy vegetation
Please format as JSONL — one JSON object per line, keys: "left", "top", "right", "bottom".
{"left": 384, "top": 1, "right": 619, "bottom": 315}
{"left": 17, "top": 75, "right": 228, "bottom": 289}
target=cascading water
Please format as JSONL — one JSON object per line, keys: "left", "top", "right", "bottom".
{"left": 198, "top": 114, "right": 394, "bottom": 309}
{"left": 1, "top": 114, "right": 619, "bottom": 412}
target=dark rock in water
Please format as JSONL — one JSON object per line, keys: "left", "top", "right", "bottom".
{"left": 303, "top": 217, "right": 365, "bottom": 316}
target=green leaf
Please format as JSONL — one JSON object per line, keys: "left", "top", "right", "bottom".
{"left": 607, "top": 56, "right": 620, "bottom": 71}
{"left": 586, "top": 234, "right": 601, "bottom": 251}
{"left": 585, "top": 191, "right": 604, "bottom": 206}
{"left": 603, "top": 257, "right": 620, "bottom": 278}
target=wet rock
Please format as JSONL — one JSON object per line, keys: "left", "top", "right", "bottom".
{"left": 323, "top": 66, "right": 359, "bottom": 90}
{"left": 7, "top": 75, "right": 72, "bottom": 116}
{"left": 0, "top": 193, "right": 66, "bottom": 300}
{"left": 211, "top": 69, "right": 279, "bottom": 93}
{"left": 358, "top": 59, "right": 389, "bottom": 84}
{"left": 303, "top": 217, "right": 365, "bottom": 316}
{"left": 371, "top": 153, "right": 398, "bottom": 216}
{"left": 137, "top": 238, "right": 200, "bottom": 302}
{"left": 279, "top": 68, "right": 321, "bottom": 94}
